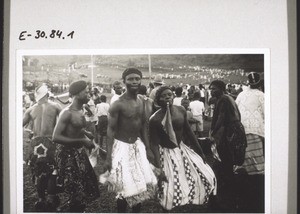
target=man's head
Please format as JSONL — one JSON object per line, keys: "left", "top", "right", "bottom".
{"left": 35, "top": 85, "right": 49, "bottom": 102}
{"left": 112, "top": 81, "right": 123, "bottom": 95}
{"left": 175, "top": 87, "right": 183, "bottom": 97}
{"left": 181, "top": 97, "right": 190, "bottom": 110}
{"left": 100, "top": 95, "right": 107, "bottom": 103}
{"left": 91, "top": 87, "right": 99, "bottom": 95}
{"left": 152, "top": 74, "right": 164, "bottom": 87}
{"left": 247, "top": 72, "right": 261, "bottom": 89}
{"left": 69, "top": 80, "right": 89, "bottom": 103}
{"left": 138, "top": 85, "right": 147, "bottom": 95}
{"left": 209, "top": 80, "right": 226, "bottom": 98}
{"left": 122, "top": 68, "right": 142, "bottom": 94}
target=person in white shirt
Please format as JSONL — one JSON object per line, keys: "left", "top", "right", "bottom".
{"left": 95, "top": 95, "right": 110, "bottom": 148}
{"left": 189, "top": 91, "right": 205, "bottom": 138}
{"left": 235, "top": 72, "right": 264, "bottom": 212}
{"left": 110, "top": 81, "right": 123, "bottom": 105}
{"left": 172, "top": 86, "right": 183, "bottom": 106}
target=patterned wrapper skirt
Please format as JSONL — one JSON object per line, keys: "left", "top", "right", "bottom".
{"left": 29, "top": 137, "right": 57, "bottom": 184}
{"left": 235, "top": 134, "right": 264, "bottom": 175}
{"left": 158, "top": 143, "right": 217, "bottom": 210}
{"left": 56, "top": 144, "right": 100, "bottom": 204}
{"left": 108, "top": 138, "right": 158, "bottom": 207}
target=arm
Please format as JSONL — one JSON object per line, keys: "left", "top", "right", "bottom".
{"left": 149, "top": 118, "right": 168, "bottom": 182}
{"left": 23, "top": 108, "right": 32, "bottom": 127}
{"left": 183, "top": 109, "right": 206, "bottom": 162}
{"left": 55, "top": 97, "right": 70, "bottom": 105}
{"left": 104, "top": 102, "right": 119, "bottom": 171}
{"left": 139, "top": 97, "right": 153, "bottom": 162}
{"left": 211, "top": 99, "right": 226, "bottom": 136}
{"left": 52, "top": 110, "right": 89, "bottom": 147}
{"left": 83, "top": 104, "right": 94, "bottom": 116}
{"left": 149, "top": 119, "right": 162, "bottom": 168}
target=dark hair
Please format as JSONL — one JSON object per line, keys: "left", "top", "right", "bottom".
{"left": 113, "top": 81, "right": 122, "bottom": 87}
{"left": 193, "top": 91, "right": 200, "bottom": 99}
{"left": 209, "top": 80, "right": 226, "bottom": 92}
{"left": 92, "top": 87, "right": 99, "bottom": 94}
{"left": 155, "top": 85, "right": 172, "bottom": 106}
{"left": 100, "top": 95, "right": 107, "bottom": 102}
{"left": 175, "top": 87, "right": 183, "bottom": 96}
{"left": 181, "top": 97, "right": 190, "bottom": 105}
{"left": 138, "top": 85, "right": 147, "bottom": 95}
{"left": 122, "top": 68, "right": 142, "bottom": 80}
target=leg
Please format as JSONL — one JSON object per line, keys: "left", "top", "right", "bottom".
{"left": 117, "top": 198, "right": 128, "bottom": 213}
{"left": 34, "top": 174, "right": 47, "bottom": 211}
{"left": 36, "top": 174, "right": 47, "bottom": 200}
{"left": 46, "top": 174, "right": 60, "bottom": 211}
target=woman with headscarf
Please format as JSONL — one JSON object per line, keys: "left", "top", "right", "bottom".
{"left": 149, "top": 86, "right": 216, "bottom": 211}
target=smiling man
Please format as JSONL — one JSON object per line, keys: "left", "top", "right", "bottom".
{"left": 104, "top": 68, "right": 157, "bottom": 213}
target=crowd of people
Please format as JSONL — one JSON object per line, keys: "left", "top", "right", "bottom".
{"left": 23, "top": 68, "right": 265, "bottom": 213}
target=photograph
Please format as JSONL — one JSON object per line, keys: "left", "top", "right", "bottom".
{"left": 19, "top": 51, "right": 267, "bottom": 213}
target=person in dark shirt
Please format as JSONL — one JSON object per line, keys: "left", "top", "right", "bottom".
{"left": 209, "top": 80, "right": 244, "bottom": 212}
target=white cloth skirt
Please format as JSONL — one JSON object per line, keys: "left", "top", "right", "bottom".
{"left": 108, "top": 138, "right": 157, "bottom": 207}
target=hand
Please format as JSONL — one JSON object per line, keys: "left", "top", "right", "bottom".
{"left": 84, "top": 130, "right": 94, "bottom": 140}
{"left": 146, "top": 149, "right": 155, "bottom": 164}
{"left": 158, "top": 170, "right": 168, "bottom": 183}
{"left": 202, "top": 155, "right": 207, "bottom": 164}
{"left": 103, "top": 158, "right": 112, "bottom": 172}
{"left": 83, "top": 138, "right": 95, "bottom": 149}
{"left": 29, "top": 132, "right": 34, "bottom": 139}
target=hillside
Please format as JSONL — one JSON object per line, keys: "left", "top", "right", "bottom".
{"left": 23, "top": 54, "right": 264, "bottom": 72}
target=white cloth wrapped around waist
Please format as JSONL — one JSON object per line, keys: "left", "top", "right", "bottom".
{"left": 106, "top": 138, "right": 157, "bottom": 199}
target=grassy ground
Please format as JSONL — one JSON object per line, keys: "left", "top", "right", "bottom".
{"left": 23, "top": 123, "right": 216, "bottom": 213}
{"left": 23, "top": 112, "right": 216, "bottom": 213}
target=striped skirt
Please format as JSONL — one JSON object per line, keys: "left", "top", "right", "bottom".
{"left": 235, "top": 134, "right": 264, "bottom": 175}
{"left": 158, "top": 143, "right": 216, "bottom": 210}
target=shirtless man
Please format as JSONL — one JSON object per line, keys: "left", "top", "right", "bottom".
{"left": 52, "top": 80, "right": 100, "bottom": 212}
{"left": 23, "top": 84, "right": 62, "bottom": 211}
{"left": 104, "top": 68, "right": 157, "bottom": 213}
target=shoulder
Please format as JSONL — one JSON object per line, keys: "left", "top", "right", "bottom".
{"left": 109, "top": 98, "right": 124, "bottom": 113}
{"left": 49, "top": 100, "right": 62, "bottom": 109}
{"left": 59, "top": 107, "right": 72, "bottom": 119}
{"left": 149, "top": 109, "right": 162, "bottom": 123}
{"left": 173, "top": 105, "right": 186, "bottom": 114}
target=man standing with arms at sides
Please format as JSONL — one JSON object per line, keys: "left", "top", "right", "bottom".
{"left": 104, "top": 68, "right": 157, "bottom": 213}
{"left": 189, "top": 91, "right": 205, "bottom": 138}
{"left": 209, "top": 80, "right": 245, "bottom": 212}
{"left": 52, "top": 80, "right": 100, "bottom": 212}
{"left": 23, "top": 84, "right": 62, "bottom": 211}
{"left": 110, "top": 80, "right": 123, "bottom": 105}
